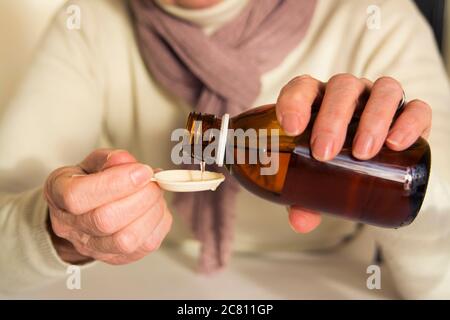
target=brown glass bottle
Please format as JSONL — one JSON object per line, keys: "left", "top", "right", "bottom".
{"left": 185, "top": 104, "right": 431, "bottom": 228}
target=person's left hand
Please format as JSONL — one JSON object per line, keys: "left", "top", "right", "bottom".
{"left": 276, "top": 74, "right": 432, "bottom": 233}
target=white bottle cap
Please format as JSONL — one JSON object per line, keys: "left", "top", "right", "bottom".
{"left": 216, "top": 113, "right": 230, "bottom": 167}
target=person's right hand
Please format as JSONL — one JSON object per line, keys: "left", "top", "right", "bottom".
{"left": 44, "top": 149, "right": 172, "bottom": 265}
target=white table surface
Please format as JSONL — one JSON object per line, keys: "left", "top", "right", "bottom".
{"left": 11, "top": 229, "right": 399, "bottom": 300}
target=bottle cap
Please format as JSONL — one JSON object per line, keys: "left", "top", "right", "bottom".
{"left": 216, "top": 113, "right": 230, "bottom": 167}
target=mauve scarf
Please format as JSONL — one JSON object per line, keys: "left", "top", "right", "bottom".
{"left": 129, "top": 0, "right": 317, "bottom": 272}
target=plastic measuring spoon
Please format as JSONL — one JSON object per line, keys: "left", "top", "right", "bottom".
{"left": 151, "top": 170, "right": 225, "bottom": 192}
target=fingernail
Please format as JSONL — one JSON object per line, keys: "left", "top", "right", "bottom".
{"left": 311, "top": 136, "right": 334, "bottom": 161}
{"left": 353, "top": 133, "right": 375, "bottom": 159}
{"left": 106, "top": 149, "right": 127, "bottom": 161}
{"left": 102, "top": 149, "right": 128, "bottom": 170}
{"left": 130, "top": 165, "right": 152, "bottom": 186}
{"left": 289, "top": 213, "right": 313, "bottom": 234}
{"left": 281, "top": 112, "right": 302, "bottom": 136}
{"left": 387, "top": 130, "right": 409, "bottom": 147}
{"left": 289, "top": 222, "right": 300, "bottom": 233}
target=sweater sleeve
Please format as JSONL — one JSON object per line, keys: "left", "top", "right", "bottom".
{"left": 355, "top": 0, "right": 450, "bottom": 299}
{"left": 0, "top": 1, "right": 103, "bottom": 294}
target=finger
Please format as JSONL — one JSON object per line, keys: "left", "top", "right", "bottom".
{"left": 100, "top": 150, "right": 137, "bottom": 171}
{"left": 70, "top": 238, "right": 117, "bottom": 262}
{"left": 386, "top": 99, "right": 432, "bottom": 151}
{"left": 360, "top": 77, "right": 373, "bottom": 88}
{"left": 103, "top": 209, "right": 173, "bottom": 265}
{"left": 352, "top": 77, "right": 403, "bottom": 160}
{"left": 139, "top": 206, "right": 172, "bottom": 253}
{"left": 276, "top": 75, "right": 324, "bottom": 136}
{"left": 311, "top": 74, "right": 367, "bottom": 161}
{"left": 86, "top": 198, "right": 166, "bottom": 254}
{"left": 44, "top": 166, "right": 85, "bottom": 209}
{"left": 288, "top": 206, "right": 322, "bottom": 234}
{"left": 50, "top": 200, "right": 170, "bottom": 265}
{"left": 48, "top": 208, "right": 116, "bottom": 261}
{"left": 48, "top": 205, "right": 76, "bottom": 239}
{"left": 75, "top": 182, "right": 162, "bottom": 236}
{"left": 354, "top": 78, "right": 373, "bottom": 116}
{"left": 49, "top": 207, "right": 95, "bottom": 253}
{"left": 49, "top": 163, "right": 153, "bottom": 214}
{"left": 79, "top": 149, "right": 137, "bottom": 174}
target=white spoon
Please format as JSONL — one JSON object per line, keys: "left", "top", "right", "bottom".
{"left": 151, "top": 170, "right": 225, "bottom": 192}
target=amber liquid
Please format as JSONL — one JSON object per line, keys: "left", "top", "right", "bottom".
{"left": 226, "top": 105, "right": 431, "bottom": 228}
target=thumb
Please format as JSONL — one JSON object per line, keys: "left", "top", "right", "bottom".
{"left": 288, "top": 206, "right": 322, "bottom": 234}
{"left": 79, "top": 149, "right": 137, "bottom": 174}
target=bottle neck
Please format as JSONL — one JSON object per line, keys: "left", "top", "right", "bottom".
{"left": 186, "top": 112, "right": 230, "bottom": 166}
